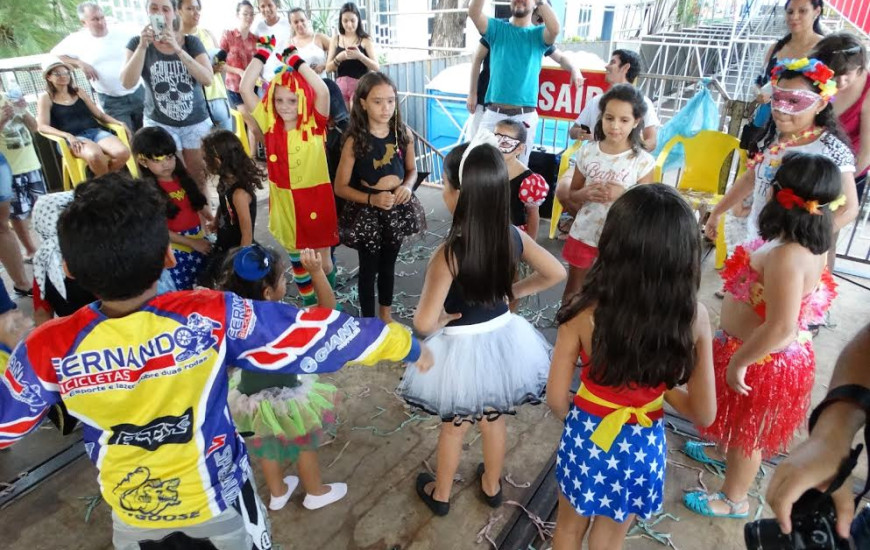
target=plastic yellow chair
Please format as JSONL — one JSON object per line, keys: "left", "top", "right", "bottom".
{"left": 231, "top": 109, "right": 252, "bottom": 157}
{"left": 41, "top": 122, "right": 138, "bottom": 190}
{"left": 653, "top": 130, "right": 747, "bottom": 269}
{"left": 548, "top": 138, "right": 584, "bottom": 240}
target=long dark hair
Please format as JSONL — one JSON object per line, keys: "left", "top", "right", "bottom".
{"left": 758, "top": 152, "right": 841, "bottom": 254}
{"left": 556, "top": 184, "right": 701, "bottom": 389}
{"left": 131, "top": 126, "right": 207, "bottom": 219}
{"left": 593, "top": 83, "right": 647, "bottom": 155}
{"left": 770, "top": 0, "right": 825, "bottom": 56}
{"left": 759, "top": 70, "right": 847, "bottom": 152}
{"left": 346, "top": 72, "right": 409, "bottom": 158}
{"left": 443, "top": 143, "right": 468, "bottom": 190}
{"left": 811, "top": 32, "right": 867, "bottom": 76}
{"left": 338, "top": 2, "right": 369, "bottom": 39}
{"left": 201, "top": 129, "right": 265, "bottom": 197}
{"left": 443, "top": 144, "right": 515, "bottom": 305}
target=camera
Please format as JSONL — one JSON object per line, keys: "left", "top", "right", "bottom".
{"left": 744, "top": 489, "right": 850, "bottom": 549}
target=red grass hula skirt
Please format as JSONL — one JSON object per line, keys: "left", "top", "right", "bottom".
{"left": 699, "top": 330, "right": 815, "bottom": 458}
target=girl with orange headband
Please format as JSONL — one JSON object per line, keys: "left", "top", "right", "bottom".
{"left": 684, "top": 152, "right": 841, "bottom": 519}
{"left": 548, "top": 184, "right": 715, "bottom": 548}
{"left": 240, "top": 37, "right": 338, "bottom": 306}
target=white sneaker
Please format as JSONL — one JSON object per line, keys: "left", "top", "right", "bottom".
{"left": 268, "top": 475, "right": 300, "bottom": 511}
{"left": 302, "top": 483, "right": 347, "bottom": 510}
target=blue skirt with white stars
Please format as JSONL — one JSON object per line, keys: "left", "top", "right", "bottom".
{"left": 555, "top": 403, "right": 666, "bottom": 522}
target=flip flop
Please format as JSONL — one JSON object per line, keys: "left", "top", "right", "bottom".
{"left": 683, "top": 491, "right": 748, "bottom": 519}
{"left": 683, "top": 441, "right": 726, "bottom": 471}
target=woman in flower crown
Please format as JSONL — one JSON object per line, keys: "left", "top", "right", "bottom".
{"left": 240, "top": 37, "right": 339, "bottom": 307}
{"left": 704, "top": 57, "right": 858, "bottom": 249}
{"left": 684, "top": 151, "right": 841, "bottom": 519}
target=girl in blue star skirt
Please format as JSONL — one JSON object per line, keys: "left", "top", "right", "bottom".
{"left": 547, "top": 184, "right": 717, "bottom": 548}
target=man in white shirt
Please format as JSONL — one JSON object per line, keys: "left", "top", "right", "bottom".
{"left": 51, "top": 2, "right": 145, "bottom": 131}
{"left": 253, "top": 0, "right": 292, "bottom": 81}
{"left": 568, "top": 49, "right": 659, "bottom": 151}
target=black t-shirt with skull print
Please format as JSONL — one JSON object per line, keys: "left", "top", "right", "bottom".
{"left": 126, "top": 35, "right": 210, "bottom": 127}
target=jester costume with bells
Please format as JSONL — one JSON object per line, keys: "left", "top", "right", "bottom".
{"left": 251, "top": 41, "right": 339, "bottom": 306}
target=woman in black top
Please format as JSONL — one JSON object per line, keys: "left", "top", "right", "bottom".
{"left": 36, "top": 59, "right": 131, "bottom": 176}
{"left": 326, "top": 2, "right": 380, "bottom": 109}
{"left": 334, "top": 73, "right": 425, "bottom": 322}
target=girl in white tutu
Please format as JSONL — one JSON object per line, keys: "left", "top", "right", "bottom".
{"left": 221, "top": 245, "right": 347, "bottom": 512}
{"left": 398, "top": 133, "right": 566, "bottom": 516}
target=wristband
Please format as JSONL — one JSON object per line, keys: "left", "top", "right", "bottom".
{"left": 254, "top": 49, "right": 271, "bottom": 64}
{"left": 288, "top": 54, "right": 305, "bottom": 72}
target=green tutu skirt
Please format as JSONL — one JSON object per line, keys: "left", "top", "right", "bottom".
{"left": 228, "top": 372, "right": 339, "bottom": 462}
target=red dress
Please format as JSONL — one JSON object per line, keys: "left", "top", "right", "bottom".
{"left": 700, "top": 239, "right": 837, "bottom": 457}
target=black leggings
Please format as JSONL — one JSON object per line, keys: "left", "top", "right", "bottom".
{"left": 357, "top": 243, "right": 402, "bottom": 317}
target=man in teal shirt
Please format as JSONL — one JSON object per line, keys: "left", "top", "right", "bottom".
{"left": 468, "top": 0, "right": 560, "bottom": 163}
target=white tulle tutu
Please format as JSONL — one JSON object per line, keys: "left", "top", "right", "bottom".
{"left": 397, "top": 312, "right": 551, "bottom": 424}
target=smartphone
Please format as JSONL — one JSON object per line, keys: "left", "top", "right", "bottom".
{"left": 580, "top": 124, "right": 591, "bottom": 134}
{"left": 149, "top": 14, "right": 166, "bottom": 36}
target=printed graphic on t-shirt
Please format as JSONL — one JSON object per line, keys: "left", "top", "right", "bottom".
{"left": 374, "top": 143, "right": 397, "bottom": 170}
{"left": 1, "top": 117, "right": 33, "bottom": 151}
{"left": 150, "top": 60, "right": 196, "bottom": 121}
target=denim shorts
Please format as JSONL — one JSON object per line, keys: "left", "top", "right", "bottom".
{"left": 75, "top": 127, "right": 115, "bottom": 143}
{"left": 143, "top": 118, "right": 212, "bottom": 151}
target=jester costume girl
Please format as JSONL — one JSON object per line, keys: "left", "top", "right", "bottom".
{"left": 700, "top": 238, "right": 837, "bottom": 457}
{"left": 250, "top": 45, "right": 339, "bottom": 306}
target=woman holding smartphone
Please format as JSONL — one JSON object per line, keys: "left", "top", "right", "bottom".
{"left": 326, "top": 2, "right": 379, "bottom": 108}
{"left": 120, "top": 0, "right": 214, "bottom": 198}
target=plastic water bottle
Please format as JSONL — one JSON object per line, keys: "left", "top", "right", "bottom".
{"left": 5, "top": 84, "right": 25, "bottom": 115}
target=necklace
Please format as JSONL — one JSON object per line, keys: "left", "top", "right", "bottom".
{"left": 746, "top": 126, "right": 823, "bottom": 170}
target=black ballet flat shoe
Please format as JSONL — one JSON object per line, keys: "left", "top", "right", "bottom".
{"left": 415, "top": 472, "right": 450, "bottom": 516}
{"left": 476, "top": 463, "right": 503, "bottom": 508}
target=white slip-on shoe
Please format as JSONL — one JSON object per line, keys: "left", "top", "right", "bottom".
{"left": 302, "top": 482, "right": 348, "bottom": 510}
{"left": 268, "top": 475, "right": 300, "bottom": 511}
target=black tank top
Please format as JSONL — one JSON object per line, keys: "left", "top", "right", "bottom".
{"left": 350, "top": 132, "right": 405, "bottom": 192}
{"left": 215, "top": 185, "right": 257, "bottom": 250}
{"left": 50, "top": 97, "right": 100, "bottom": 136}
{"left": 335, "top": 44, "right": 369, "bottom": 80}
{"left": 443, "top": 226, "right": 523, "bottom": 326}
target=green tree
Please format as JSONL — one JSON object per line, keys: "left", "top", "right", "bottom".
{"left": 0, "top": 0, "right": 81, "bottom": 58}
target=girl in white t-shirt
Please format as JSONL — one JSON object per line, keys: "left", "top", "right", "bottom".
{"left": 561, "top": 84, "right": 655, "bottom": 302}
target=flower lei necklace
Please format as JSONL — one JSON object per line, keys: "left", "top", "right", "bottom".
{"left": 746, "top": 126, "right": 823, "bottom": 170}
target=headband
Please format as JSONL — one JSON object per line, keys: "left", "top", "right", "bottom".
{"left": 458, "top": 128, "right": 501, "bottom": 185}
{"left": 233, "top": 245, "right": 273, "bottom": 282}
{"left": 774, "top": 184, "right": 846, "bottom": 215}
{"left": 770, "top": 58, "right": 838, "bottom": 100}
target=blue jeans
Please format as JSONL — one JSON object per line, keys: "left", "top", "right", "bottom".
{"left": 97, "top": 86, "right": 145, "bottom": 132}
{"left": 208, "top": 98, "right": 233, "bottom": 131}
{"left": 852, "top": 505, "right": 870, "bottom": 546}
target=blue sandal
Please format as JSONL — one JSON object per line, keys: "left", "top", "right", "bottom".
{"left": 683, "top": 441, "right": 726, "bottom": 471}
{"left": 683, "top": 491, "right": 749, "bottom": 519}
